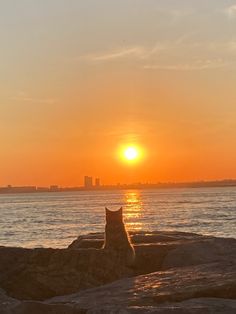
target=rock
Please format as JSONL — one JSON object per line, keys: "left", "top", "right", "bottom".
{"left": 84, "top": 298, "right": 236, "bottom": 313}
{"left": 68, "top": 231, "right": 236, "bottom": 274}
{"left": 47, "top": 261, "right": 236, "bottom": 312}
{"left": 0, "top": 230, "right": 236, "bottom": 313}
{"left": 68, "top": 233, "right": 104, "bottom": 249}
{"left": 111, "top": 298, "right": 236, "bottom": 313}
{"left": 0, "top": 287, "right": 84, "bottom": 314}
{"left": 0, "top": 247, "right": 132, "bottom": 300}
{"left": 0, "top": 288, "right": 20, "bottom": 314}
{"left": 2, "top": 290, "right": 236, "bottom": 313}
{"left": 162, "top": 237, "right": 236, "bottom": 269}
{"left": 8, "top": 301, "right": 85, "bottom": 314}
{"left": 68, "top": 231, "right": 205, "bottom": 249}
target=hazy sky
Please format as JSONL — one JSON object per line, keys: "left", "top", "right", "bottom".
{"left": 1, "top": 0, "right": 236, "bottom": 186}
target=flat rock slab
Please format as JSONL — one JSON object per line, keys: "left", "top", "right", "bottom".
{"left": 2, "top": 298, "right": 236, "bottom": 314}
{"left": 48, "top": 261, "right": 236, "bottom": 311}
{"left": 85, "top": 298, "right": 236, "bottom": 314}
{"left": 68, "top": 231, "right": 206, "bottom": 249}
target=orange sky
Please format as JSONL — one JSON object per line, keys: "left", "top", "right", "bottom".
{"left": 1, "top": 0, "right": 236, "bottom": 186}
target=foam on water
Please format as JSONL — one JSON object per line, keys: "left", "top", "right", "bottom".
{"left": 0, "top": 187, "right": 235, "bottom": 248}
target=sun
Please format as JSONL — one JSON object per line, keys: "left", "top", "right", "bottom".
{"left": 124, "top": 147, "right": 139, "bottom": 161}
{"left": 118, "top": 144, "right": 145, "bottom": 164}
{"left": 119, "top": 145, "right": 143, "bottom": 164}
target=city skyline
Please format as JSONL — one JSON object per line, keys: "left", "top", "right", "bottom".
{"left": 1, "top": 177, "right": 236, "bottom": 194}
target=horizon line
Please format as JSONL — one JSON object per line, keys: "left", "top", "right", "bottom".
{"left": 1, "top": 178, "right": 236, "bottom": 190}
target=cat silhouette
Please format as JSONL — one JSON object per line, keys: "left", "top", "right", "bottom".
{"left": 103, "top": 207, "right": 135, "bottom": 266}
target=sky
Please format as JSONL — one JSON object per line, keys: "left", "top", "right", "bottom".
{"left": 1, "top": 0, "right": 236, "bottom": 186}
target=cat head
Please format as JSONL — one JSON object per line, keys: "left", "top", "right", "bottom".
{"left": 105, "top": 207, "right": 123, "bottom": 224}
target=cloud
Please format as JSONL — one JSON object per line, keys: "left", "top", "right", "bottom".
{"left": 143, "top": 59, "right": 228, "bottom": 71}
{"left": 201, "top": 40, "right": 236, "bottom": 54}
{"left": 85, "top": 47, "right": 145, "bottom": 61}
{"left": 10, "top": 92, "right": 56, "bottom": 105}
{"left": 224, "top": 5, "right": 236, "bottom": 18}
{"left": 79, "top": 44, "right": 166, "bottom": 62}
{"left": 76, "top": 38, "right": 236, "bottom": 71}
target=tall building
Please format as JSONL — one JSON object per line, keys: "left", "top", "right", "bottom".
{"left": 95, "top": 178, "right": 100, "bottom": 187}
{"left": 84, "top": 176, "right": 93, "bottom": 188}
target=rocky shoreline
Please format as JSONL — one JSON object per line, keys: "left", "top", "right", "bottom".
{"left": 1, "top": 231, "right": 236, "bottom": 313}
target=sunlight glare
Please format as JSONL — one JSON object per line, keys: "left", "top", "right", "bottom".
{"left": 124, "top": 147, "right": 139, "bottom": 161}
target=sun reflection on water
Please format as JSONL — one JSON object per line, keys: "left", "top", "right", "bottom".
{"left": 124, "top": 190, "right": 143, "bottom": 231}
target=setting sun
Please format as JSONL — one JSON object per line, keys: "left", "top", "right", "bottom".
{"left": 119, "top": 145, "right": 144, "bottom": 164}
{"left": 124, "top": 147, "right": 139, "bottom": 161}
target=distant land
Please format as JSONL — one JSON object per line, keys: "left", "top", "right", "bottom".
{"left": 0, "top": 180, "right": 236, "bottom": 194}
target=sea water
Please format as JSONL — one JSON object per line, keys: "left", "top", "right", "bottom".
{"left": 0, "top": 187, "right": 235, "bottom": 248}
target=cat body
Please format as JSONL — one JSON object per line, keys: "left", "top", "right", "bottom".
{"left": 103, "top": 207, "right": 135, "bottom": 266}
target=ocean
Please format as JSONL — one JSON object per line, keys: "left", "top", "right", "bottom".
{"left": 0, "top": 187, "right": 235, "bottom": 248}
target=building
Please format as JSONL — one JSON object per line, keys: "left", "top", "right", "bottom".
{"left": 95, "top": 178, "right": 100, "bottom": 187}
{"left": 84, "top": 176, "right": 93, "bottom": 188}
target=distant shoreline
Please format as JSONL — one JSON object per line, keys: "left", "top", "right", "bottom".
{"left": 0, "top": 180, "right": 236, "bottom": 195}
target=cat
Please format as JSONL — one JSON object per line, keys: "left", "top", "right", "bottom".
{"left": 103, "top": 207, "right": 135, "bottom": 266}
